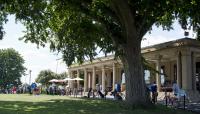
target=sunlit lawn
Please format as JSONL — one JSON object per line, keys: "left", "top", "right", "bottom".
{"left": 0, "top": 94, "right": 194, "bottom": 114}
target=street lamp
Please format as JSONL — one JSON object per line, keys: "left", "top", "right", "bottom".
{"left": 23, "top": 73, "right": 28, "bottom": 84}
{"left": 56, "top": 58, "right": 62, "bottom": 74}
{"left": 29, "top": 70, "right": 32, "bottom": 85}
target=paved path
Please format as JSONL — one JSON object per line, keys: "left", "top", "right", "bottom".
{"left": 158, "top": 98, "right": 200, "bottom": 113}
{"left": 185, "top": 102, "right": 200, "bottom": 113}
{"left": 86, "top": 92, "right": 200, "bottom": 113}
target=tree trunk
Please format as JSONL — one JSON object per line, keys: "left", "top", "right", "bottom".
{"left": 121, "top": 39, "right": 151, "bottom": 106}
{"left": 120, "top": 10, "right": 150, "bottom": 106}
{"left": 111, "top": 0, "right": 151, "bottom": 106}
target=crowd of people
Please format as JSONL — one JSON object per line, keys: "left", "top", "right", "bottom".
{"left": 46, "top": 81, "right": 83, "bottom": 97}
{"left": 0, "top": 79, "right": 187, "bottom": 105}
{"left": 0, "top": 85, "right": 27, "bottom": 94}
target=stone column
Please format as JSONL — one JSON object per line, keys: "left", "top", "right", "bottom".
{"left": 102, "top": 66, "right": 105, "bottom": 92}
{"left": 92, "top": 67, "right": 96, "bottom": 90}
{"left": 112, "top": 63, "right": 116, "bottom": 91}
{"left": 70, "top": 70, "right": 74, "bottom": 88}
{"left": 84, "top": 68, "right": 88, "bottom": 92}
{"left": 181, "top": 51, "right": 192, "bottom": 90}
{"left": 88, "top": 73, "right": 91, "bottom": 88}
{"left": 77, "top": 69, "right": 80, "bottom": 89}
{"left": 156, "top": 58, "right": 161, "bottom": 92}
{"left": 177, "top": 52, "right": 182, "bottom": 88}
{"left": 192, "top": 52, "right": 197, "bottom": 91}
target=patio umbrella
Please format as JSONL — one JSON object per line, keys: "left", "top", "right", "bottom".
{"left": 64, "top": 77, "right": 73, "bottom": 81}
{"left": 56, "top": 80, "right": 65, "bottom": 83}
{"left": 49, "top": 79, "right": 58, "bottom": 82}
{"left": 73, "top": 77, "right": 83, "bottom": 81}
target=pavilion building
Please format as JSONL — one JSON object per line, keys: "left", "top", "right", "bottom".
{"left": 68, "top": 38, "right": 200, "bottom": 100}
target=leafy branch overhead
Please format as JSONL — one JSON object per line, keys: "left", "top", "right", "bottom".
{"left": 1, "top": 0, "right": 200, "bottom": 65}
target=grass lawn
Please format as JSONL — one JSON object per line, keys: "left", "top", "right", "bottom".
{"left": 0, "top": 94, "right": 194, "bottom": 114}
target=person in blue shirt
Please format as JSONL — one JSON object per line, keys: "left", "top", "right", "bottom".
{"left": 151, "top": 81, "right": 158, "bottom": 104}
{"left": 31, "top": 83, "right": 37, "bottom": 95}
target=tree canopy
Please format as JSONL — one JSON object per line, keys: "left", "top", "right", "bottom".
{"left": 1, "top": 0, "right": 200, "bottom": 106}
{"left": 57, "top": 72, "right": 68, "bottom": 79}
{"left": 0, "top": 48, "right": 26, "bottom": 88}
{"left": 35, "top": 70, "right": 56, "bottom": 86}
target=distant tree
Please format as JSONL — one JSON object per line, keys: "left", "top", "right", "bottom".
{"left": 0, "top": 48, "right": 26, "bottom": 88}
{"left": 35, "top": 69, "right": 57, "bottom": 86}
{"left": 56, "top": 72, "right": 68, "bottom": 79}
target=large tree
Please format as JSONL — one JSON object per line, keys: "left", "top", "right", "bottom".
{"left": 57, "top": 72, "right": 68, "bottom": 79}
{"left": 1, "top": 0, "right": 200, "bottom": 106}
{"left": 0, "top": 48, "right": 26, "bottom": 88}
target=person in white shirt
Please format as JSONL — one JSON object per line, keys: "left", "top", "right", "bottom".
{"left": 172, "top": 81, "right": 180, "bottom": 96}
{"left": 121, "top": 73, "right": 125, "bottom": 84}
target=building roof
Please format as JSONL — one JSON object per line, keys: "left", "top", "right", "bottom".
{"left": 69, "top": 38, "right": 200, "bottom": 69}
{"left": 141, "top": 38, "right": 200, "bottom": 53}
{"left": 69, "top": 55, "right": 116, "bottom": 68}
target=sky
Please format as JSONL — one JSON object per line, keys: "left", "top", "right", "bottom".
{"left": 0, "top": 15, "right": 195, "bottom": 84}
{"left": 1, "top": 15, "right": 67, "bottom": 84}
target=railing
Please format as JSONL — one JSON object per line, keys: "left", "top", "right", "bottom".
{"left": 163, "top": 90, "right": 187, "bottom": 110}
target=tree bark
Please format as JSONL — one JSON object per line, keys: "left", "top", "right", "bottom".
{"left": 122, "top": 39, "right": 151, "bottom": 106}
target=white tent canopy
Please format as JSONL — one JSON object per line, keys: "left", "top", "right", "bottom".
{"left": 72, "top": 77, "right": 83, "bottom": 81}
{"left": 49, "top": 79, "right": 58, "bottom": 82}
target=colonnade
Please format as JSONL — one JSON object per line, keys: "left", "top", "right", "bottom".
{"left": 69, "top": 63, "right": 119, "bottom": 93}
{"left": 155, "top": 50, "right": 197, "bottom": 91}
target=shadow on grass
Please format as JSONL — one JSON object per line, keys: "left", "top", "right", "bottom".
{"left": 0, "top": 98, "right": 194, "bottom": 114}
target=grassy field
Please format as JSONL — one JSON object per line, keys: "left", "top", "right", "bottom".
{"left": 0, "top": 94, "right": 194, "bottom": 114}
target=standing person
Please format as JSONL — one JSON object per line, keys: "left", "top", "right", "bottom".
{"left": 49, "top": 86, "right": 53, "bottom": 95}
{"left": 172, "top": 81, "right": 180, "bottom": 97}
{"left": 151, "top": 81, "right": 158, "bottom": 104}
{"left": 28, "top": 85, "right": 32, "bottom": 95}
{"left": 169, "top": 81, "right": 181, "bottom": 105}
{"left": 96, "top": 84, "right": 100, "bottom": 97}
{"left": 65, "top": 84, "right": 70, "bottom": 96}
{"left": 121, "top": 72, "right": 126, "bottom": 92}
{"left": 31, "top": 82, "right": 37, "bottom": 95}
{"left": 13, "top": 86, "right": 17, "bottom": 94}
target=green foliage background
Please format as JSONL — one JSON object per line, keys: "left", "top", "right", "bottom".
{"left": 0, "top": 48, "right": 26, "bottom": 88}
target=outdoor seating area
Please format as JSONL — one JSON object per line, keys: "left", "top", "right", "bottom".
{"left": 46, "top": 77, "right": 84, "bottom": 97}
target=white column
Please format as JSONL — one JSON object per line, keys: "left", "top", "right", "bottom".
{"left": 77, "top": 69, "right": 80, "bottom": 89}
{"left": 92, "top": 67, "right": 96, "bottom": 90}
{"left": 112, "top": 63, "right": 116, "bottom": 91}
{"left": 84, "top": 68, "right": 88, "bottom": 92}
{"left": 156, "top": 59, "right": 161, "bottom": 92}
{"left": 182, "top": 51, "right": 192, "bottom": 90}
{"left": 102, "top": 66, "right": 105, "bottom": 92}
{"left": 177, "top": 52, "right": 182, "bottom": 88}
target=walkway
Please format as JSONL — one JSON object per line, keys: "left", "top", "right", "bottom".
{"left": 157, "top": 92, "right": 200, "bottom": 113}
